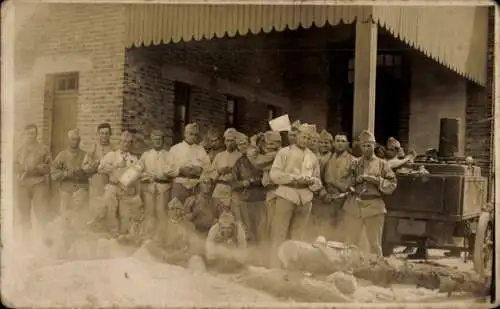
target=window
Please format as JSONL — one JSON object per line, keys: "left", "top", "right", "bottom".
{"left": 347, "top": 53, "right": 403, "bottom": 84}
{"left": 55, "top": 73, "right": 79, "bottom": 91}
{"left": 267, "top": 105, "right": 277, "bottom": 121}
{"left": 173, "top": 82, "right": 191, "bottom": 144}
{"left": 225, "top": 96, "right": 238, "bottom": 129}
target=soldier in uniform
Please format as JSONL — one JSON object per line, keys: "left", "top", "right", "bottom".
{"left": 97, "top": 131, "right": 143, "bottom": 237}
{"left": 82, "top": 123, "right": 115, "bottom": 214}
{"left": 184, "top": 177, "right": 218, "bottom": 237}
{"left": 139, "top": 130, "right": 176, "bottom": 237}
{"left": 203, "top": 128, "right": 224, "bottom": 163}
{"left": 209, "top": 128, "right": 242, "bottom": 217}
{"left": 308, "top": 128, "right": 321, "bottom": 156}
{"left": 246, "top": 131, "right": 281, "bottom": 265}
{"left": 268, "top": 124, "right": 323, "bottom": 268}
{"left": 145, "top": 197, "right": 204, "bottom": 267}
{"left": 52, "top": 129, "right": 91, "bottom": 215}
{"left": 231, "top": 132, "right": 266, "bottom": 243}
{"left": 287, "top": 120, "right": 300, "bottom": 146}
{"left": 14, "top": 124, "right": 52, "bottom": 236}
{"left": 318, "top": 130, "right": 334, "bottom": 175}
{"left": 169, "top": 123, "right": 211, "bottom": 203}
{"left": 205, "top": 211, "right": 248, "bottom": 272}
{"left": 385, "top": 137, "right": 416, "bottom": 171}
{"left": 340, "top": 130, "right": 397, "bottom": 257}
{"left": 318, "top": 132, "right": 357, "bottom": 238}
{"left": 51, "top": 129, "right": 93, "bottom": 255}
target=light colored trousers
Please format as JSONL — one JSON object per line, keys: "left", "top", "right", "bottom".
{"left": 268, "top": 196, "right": 311, "bottom": 268}
{"left": 141, "top": 182, "right": 171, "bottom": 236}
{"left": 101, "top": 185, "right": 143, "bottom": 236}
{"left": 340, "top": 196, "right": 386, "bottom": 257}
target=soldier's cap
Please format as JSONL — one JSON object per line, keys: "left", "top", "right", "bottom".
{"left": 185, "top": 123, "right": 200, "bottom": 133}
{"left": 67, "top": 128, "right": 80, "bottom": 139}
{"left": 319, "top": 129, "right": 333, "bottom": 142}
{"left": 264, "top": 131, "right": 281, "bottom": 142}
{"left": 310, "top": 129, "right": 320, "bottom": 139}
{"left": 358, "top": 130, "right": 376, "bottom": 144}
{"left": 150, "top": 129, "right": 165, "bottom": 138}
{"left": 236, "top": 132, "right": 249, "bottom": 143}
{"left": 168, "top": 197, "right": 184, "bottom": 210}
{"left": 291, "top": 120, "right": 302, "bottom": 131}
{"left": 386, "top": 137, "right": 401, "bottom": 149}
{"left": 218, "top": 211, "right": 235, "bottom": 226}
{"left": 224, "top": 128, "right": 238, "bottom": 140}
{"left": 297, "top": 123, "right": 316, "bottom": 135}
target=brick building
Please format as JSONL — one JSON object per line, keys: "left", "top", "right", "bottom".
{"left": 12, "top": 3, "right": 494, "bottom": 184}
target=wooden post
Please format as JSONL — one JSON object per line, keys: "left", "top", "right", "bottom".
{"left": 352, "top": 19, "right": 378, "bottom": 139}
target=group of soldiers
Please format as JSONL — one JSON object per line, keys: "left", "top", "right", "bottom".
{"left": 15, "top": 118, "right": 418, "bottom": 270}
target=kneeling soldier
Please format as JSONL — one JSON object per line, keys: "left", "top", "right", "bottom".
{"left": 145, "top": 197, "right": 204, "bottom": 267}
{"left": 205, "top": 211, "right": 248, "bottom": 272}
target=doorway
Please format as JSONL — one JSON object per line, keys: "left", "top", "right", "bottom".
{"left": 50, "top": 73, "right": 79, "bottom": 156}
{"left": 328, "top": 43, "right": 410, "bottom": 145}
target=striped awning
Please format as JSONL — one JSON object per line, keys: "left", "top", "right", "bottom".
{"left": 373, "top": 6, "right": 488, "bottom": 85}
{"left": 125, "top": 4, "right": 488, "bottom": 85}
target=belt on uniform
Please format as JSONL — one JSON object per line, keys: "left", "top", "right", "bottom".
{"left": 179, "top": 175, "right": 200, "bottom": 179}
{"left": 356, "top": 194, "right": 382, "bottom": 201}
{"left": 216, "top": 180, "right": 232, "bottom": 186}
{"left": 286, "top": 184, "right": 310, "bottom": 189}
{"left": 142, "top": 179, "right": 172, "bottom": 184}
{"left": 154, "top": 179, "right": 172, "bottom": 184}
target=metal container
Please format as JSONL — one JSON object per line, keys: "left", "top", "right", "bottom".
{"left": 119, "top": 164, "right": 142, "bottom": 187}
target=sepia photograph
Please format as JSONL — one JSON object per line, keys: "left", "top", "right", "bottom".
{"left": 1, "top": 0, "right": 498, "bottom": 307}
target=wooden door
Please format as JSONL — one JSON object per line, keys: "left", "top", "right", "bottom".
{"left": 51, "top": 73, "right": 79, "bottom": 157}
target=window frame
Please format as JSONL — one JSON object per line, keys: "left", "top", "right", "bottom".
{"left": 173, "top": 81, "right": 192, "bottom": 144}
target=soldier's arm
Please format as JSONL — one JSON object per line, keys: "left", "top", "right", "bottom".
{"left": 34, "top": 146, "right": 52, "bottom": 176}
{"left": 138, "top": 152, "right": 152, "bottom": 179}
{"left": 269, "top": 148, "right": 296, "bottom": 185}
{"left": 247, "top": 148, "right": 277, "bottom": 170}
{"left": 231, "top": 159, "right": 247, "bottom": 189}
{"left": 183, "top": 196, "right": 198, "bottom": 221}
{"left": 308, "top": 156, "right": 323, "bottom": 193}
{"left": 387, "top": 157, "right": 410, "bottom": 170}
{"left": 14, "top": 148, "right": 24, "bottom": 174}
{"left": 161, "top": 152, "right": 177, "bottom": 178}
{"left": 51, "top": 152, "right": 67, "bottom": 181}
{"left": 378, "top": 160, "right": 398, "bottom": 195}
{"left": 97, "top": 152, "right": 115, "bottom": 175}
{"left": 345, "top": 157, "right": 359, "bottom": 188}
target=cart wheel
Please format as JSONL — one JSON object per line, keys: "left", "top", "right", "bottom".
{"left": 382, "top": 242, "right": 394, "bottom": 257}
{"left": 473, "top": 211, "right": 493, "bottom": 277}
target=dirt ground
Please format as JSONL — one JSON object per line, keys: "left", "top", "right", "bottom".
{"left": 0, "top": 211, "right": 491, "bottom": 307}
{"left": 1, "top": 232, "right": 490, "bottom": 308}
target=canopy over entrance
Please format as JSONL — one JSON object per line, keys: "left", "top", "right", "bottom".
{"left": 125, "top": 4, "right": 488, "bottom": 86}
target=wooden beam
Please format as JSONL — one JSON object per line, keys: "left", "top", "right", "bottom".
{"left": 162, "top": 64, "right": 292, "bottom": 110}
{"left": 352, "top": 20, "right": 378, "bottom": 139}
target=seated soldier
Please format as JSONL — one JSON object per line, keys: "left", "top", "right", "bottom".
{"left": 385, "top": 137, "right": 417, "bottom": 172}
{"left": 144, "top": 197, "right": 205, "bottom": 267}
{"left": 205, "top": 211, "right": 248, "bottom": 273}
{"left": 184, "top": 177, "right": 218, "bottom": 236}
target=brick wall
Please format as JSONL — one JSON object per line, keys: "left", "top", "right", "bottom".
{"left": 464, "top": 6, "right": 495, "bottom": 180}
{"left": 408, "top": 51, "right": 468, "bottom": 156}
{"left": 14, "top": 3, "right": 126, "bottom": 151}
{"left": 122, "top": 26, "right": 346, "bottom": 147}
